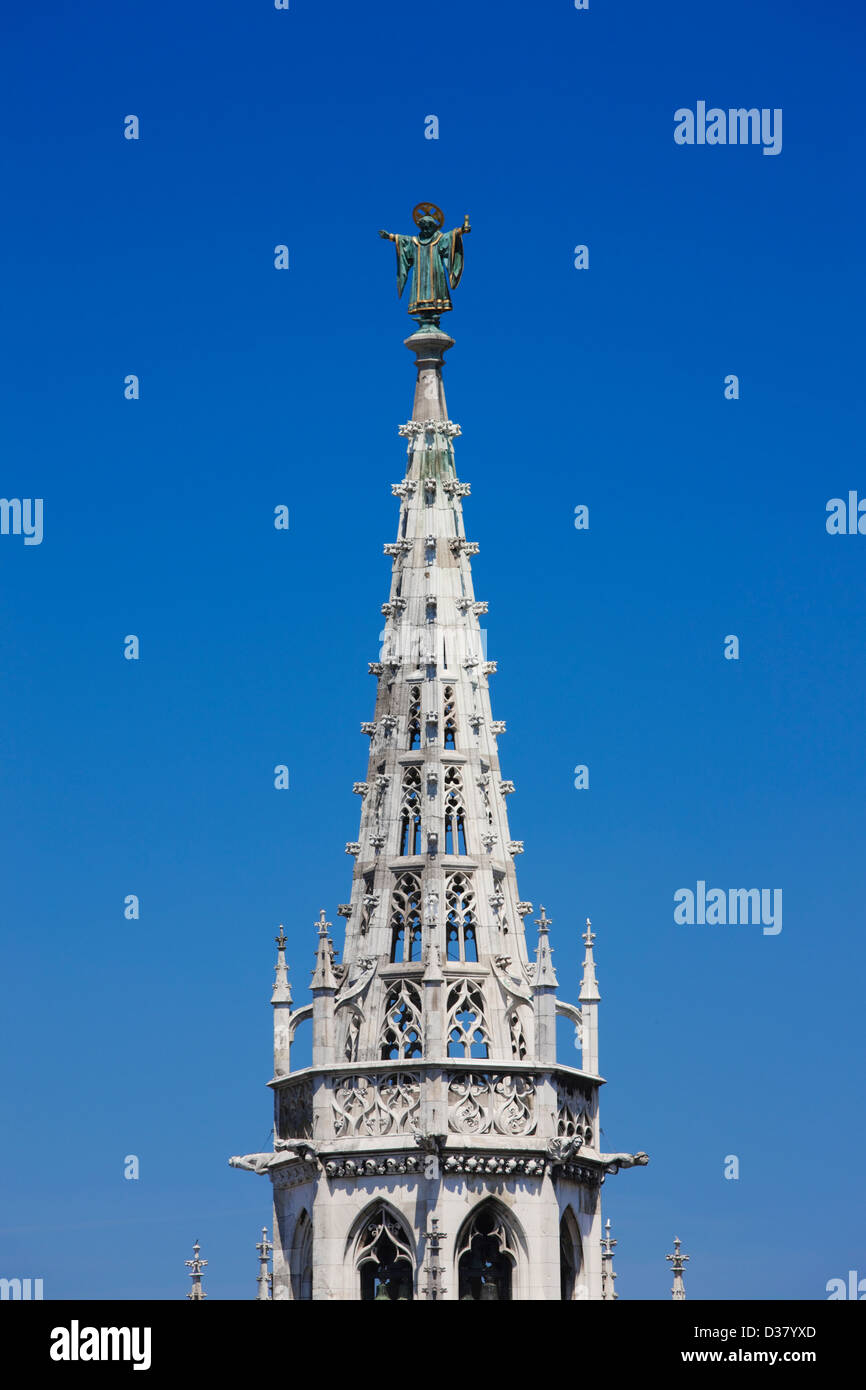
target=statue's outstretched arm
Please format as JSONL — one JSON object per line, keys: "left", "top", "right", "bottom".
{"left": 379, "top": 229, "right": 397, "bottom": 240}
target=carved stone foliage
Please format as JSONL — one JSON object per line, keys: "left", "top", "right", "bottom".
{"left": 277, "top": 1078, "right": 314, "bottom": 1141}
{"left": 333, "top": 1073, "right": 421, "bottom": 1138}
{"left": 555, "top": 1080, "right": 595, "bottom": 1147}
{"left": 447, "top": 1073, "right": 537, "bottom": 1136}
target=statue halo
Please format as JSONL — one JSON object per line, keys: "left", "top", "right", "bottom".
{"left": 412, "top": 202, "right": 445, "bottom": 228}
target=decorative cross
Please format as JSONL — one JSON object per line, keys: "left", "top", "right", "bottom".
{"left": 666, "top": 1236, "right": 690, "bottom": 1301}
{"left": 601, "top": 1217, "right": 617, "bottom": 1257}
{"left": 256, "top": 1227, "right": 273, "bottom": 1301}
{"left": 275, "top": 925, "right": 287, "bottom": 952}
{"left": 535, "top": 905, "right": 552, "bottom": 933}
{"left": 315, "top": 908, "right": 331, "bottom": 937}
{"left": 583, "top": 917, "right": 595, "bottom": 949}
{"left": 185, "top": 1240, "right": 208, "bottom": 1300}
{"left": 424, "top": 1216, "right": 448, "bottom": 1301}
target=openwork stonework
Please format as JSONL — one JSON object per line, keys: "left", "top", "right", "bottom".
{"left": 447, "top": 1072, "right": 537, "bottom": 1136}
{"left": 332, "top": 1073, "right": 421, "bottom": 1137}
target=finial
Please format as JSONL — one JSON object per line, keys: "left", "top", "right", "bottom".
{"left": 256, "top": 1226, "right": 273, "bottom": 1301}
{"left": 532, "top": 905, "right": 558, "bottom": 988}
{"left": 311, "top": 908, "right": 337, "bottom": 991}
{"left": 601, "top": 1217, "right": 619, "bottom": 1301}
{"left": 535, "top": 905, "right": 552, "bottom": 934}
{"left": 579, "top": 914, "right": 601, "bottom": 1004}
{"left": 666, "top": 1236, "right": 690, "bottom": 1301}
{"left": 271, "top": 924, "right": 292, "bottom": 1006}
{"left": 185, "top": 1239, "right": 208, "bottom": 1301}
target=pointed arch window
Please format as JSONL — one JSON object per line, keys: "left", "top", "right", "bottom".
{"left": 447, "top": 979, "right": 490, "bottom": 1059}
{"left": 445, "top": 871, "right": 477, "bottom": 963}
{"left": 389, "top": 872, "right": 422, "bottom": 963}
{"left": 356, "top": 1207, "right": 415, "bottom": 1301}
{"left": 380, "top": 979, "right": 423, "bottom": 1060}
{"left": 457, "top": 1204, "right": 517, "bottom": 1301}
{"left": 290, "top": 1210, "right": 313, "bottom": 1301}
{"left": 407, "top": 685, "right": 421, "bottom": 750}
{"left": 443, "top": 686, "right": 457, "bottom": 748}
{"left": 560, "top": 1208, "right": 583, "bottom": 1301}
{"left": 443, "top": 766, "right": 467, "bottom": 854}
{"left": 398, "top": 767, "right": 422, "bottom": 856}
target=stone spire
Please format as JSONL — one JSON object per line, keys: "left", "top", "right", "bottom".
{"left": 256, "top": 1227, "right": 273, "bottom": 1301}
{"left": 271, "top": 925, "right": 292, "bottom": 1079}
{"left": 601, "top": 1217, "right": 618, "bottom": 1300}
{"left": 579, "top": 917, "right": 601, "bottom": 1074}
{"left": 185, "top": 1240, "right": 207, "bottom": 1301}
{"left": 229, "top": 224, "right": 648, "bottom": 1300}
{"left": 667, "top": 1236, "right": 690, "bottom": 1300}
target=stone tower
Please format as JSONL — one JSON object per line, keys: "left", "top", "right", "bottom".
{"left": 230, "top": 317, "right": 647, "bottom": 1300}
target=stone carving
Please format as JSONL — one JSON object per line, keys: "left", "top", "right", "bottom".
{"left": 337, "top": 903, "right": 352, "bottom": 917}
{"left": 332, "top": 1073, "right": 421, "bottom": 1138}
{"left": 391, "top": 480, "right": 417, "bottom": 497}
{"left": 443, "top": 1153, "right": 546, "bottom": 1176}
{"left": 490, "top": 720, "right": 506, "bottom": 735}
{"left": 383, "top": 541, "right": 412, "bottom": 557}
{"left": 369, "top": 833, "right": 386, "bottom": 850}
{"left": 507, "top": 841, "right": 524, "bottom": 855}
{"left": 399, "top": 418, "right": 461, "bottom": 440}
{"left": 468, "top": 713, "right": 484, "bottom": 730}
{"left": 516, "top": 901, "right": 533, "bottom": 916}
{"left": 353, "top": 781, "right": 368, "bottom": 796}
{"left": 278, "top": 1078, "right": 314, "bottom": 1140}
{"left": 447, "top": 1073, "right": 536, "bottom": 1136}
{"left": 499, "top": 780, "right": 515, "bottom": 795}
{"left": 368, "top": 662, "right": 384, "bottom": 675}
{"left": 482, "top": 661, "right": 497, "bottom": 675}
{"left": 442, "top": 478, "right": 470, "bottom": 497}
{"left": 360, "top": 721, "right": 376, "bottom": 736}
{"left": 600, "top": 1151, "right": 650, "bottom": 1173}
{"left": 345, "top": 842, "right": 361, "bottom": 856}
{"left": 481, "top": 831, "right": 498, "bottom": 850}
{"left": 324, "top": 1154, "right": 422, "bottom": 1180}
{"left": 446, "top": 979, "right": 491, "bottom": 1058}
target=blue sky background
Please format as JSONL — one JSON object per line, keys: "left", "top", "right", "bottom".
{"left": 1, "top": 0, "right": 864, "bottom": 1299}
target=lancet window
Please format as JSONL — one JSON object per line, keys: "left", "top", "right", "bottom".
{"left": 356, "top": 1207, "right": 415, "bottom": 1301}
{"left": 445, "top": 871, "right": 478, "bottom": 963}
{"left": 443, "top": 686, "right": 457, "bottom": 748}
{"left": 398, "top": 766, "right": 422, "bottom": 856}
{"left": 456, "top": 1204, "right": 517, "bottom": 1302}
{"left": 389, "top": 872, "right": 422, "bottom": 963}
{"left": 446, "top": 979, "right": 490, "bottom": 1059}
{"left": 380, "top": 979, "right": 423, "bottom": 1060}
{"left": 407, "top": 685, "right": 421, "bottom": 749}
{"left": 443, "top": 766, "right": 467, "bottom": 854}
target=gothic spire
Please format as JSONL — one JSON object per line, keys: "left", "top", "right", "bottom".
{"left": 271, "top": 924, "right": 292, "bottom": 1078}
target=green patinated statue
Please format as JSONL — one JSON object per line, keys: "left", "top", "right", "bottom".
{"left": 379, "top": 202, "right": 470, "bottom": 329}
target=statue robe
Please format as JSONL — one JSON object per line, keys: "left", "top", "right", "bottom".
{"left": 394, "top": 228, "right": 465, "bottom": 314}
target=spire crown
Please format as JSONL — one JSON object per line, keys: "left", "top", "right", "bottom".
{"left": 532, "top": 905, "right": 559, "bottom": 989}
{"left": 579, "top": 916, "right": 601, "bottom": 1002}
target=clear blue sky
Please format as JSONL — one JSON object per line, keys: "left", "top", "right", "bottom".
{"left": 1, "top": 0, "right": 864, "bottom": 1300}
